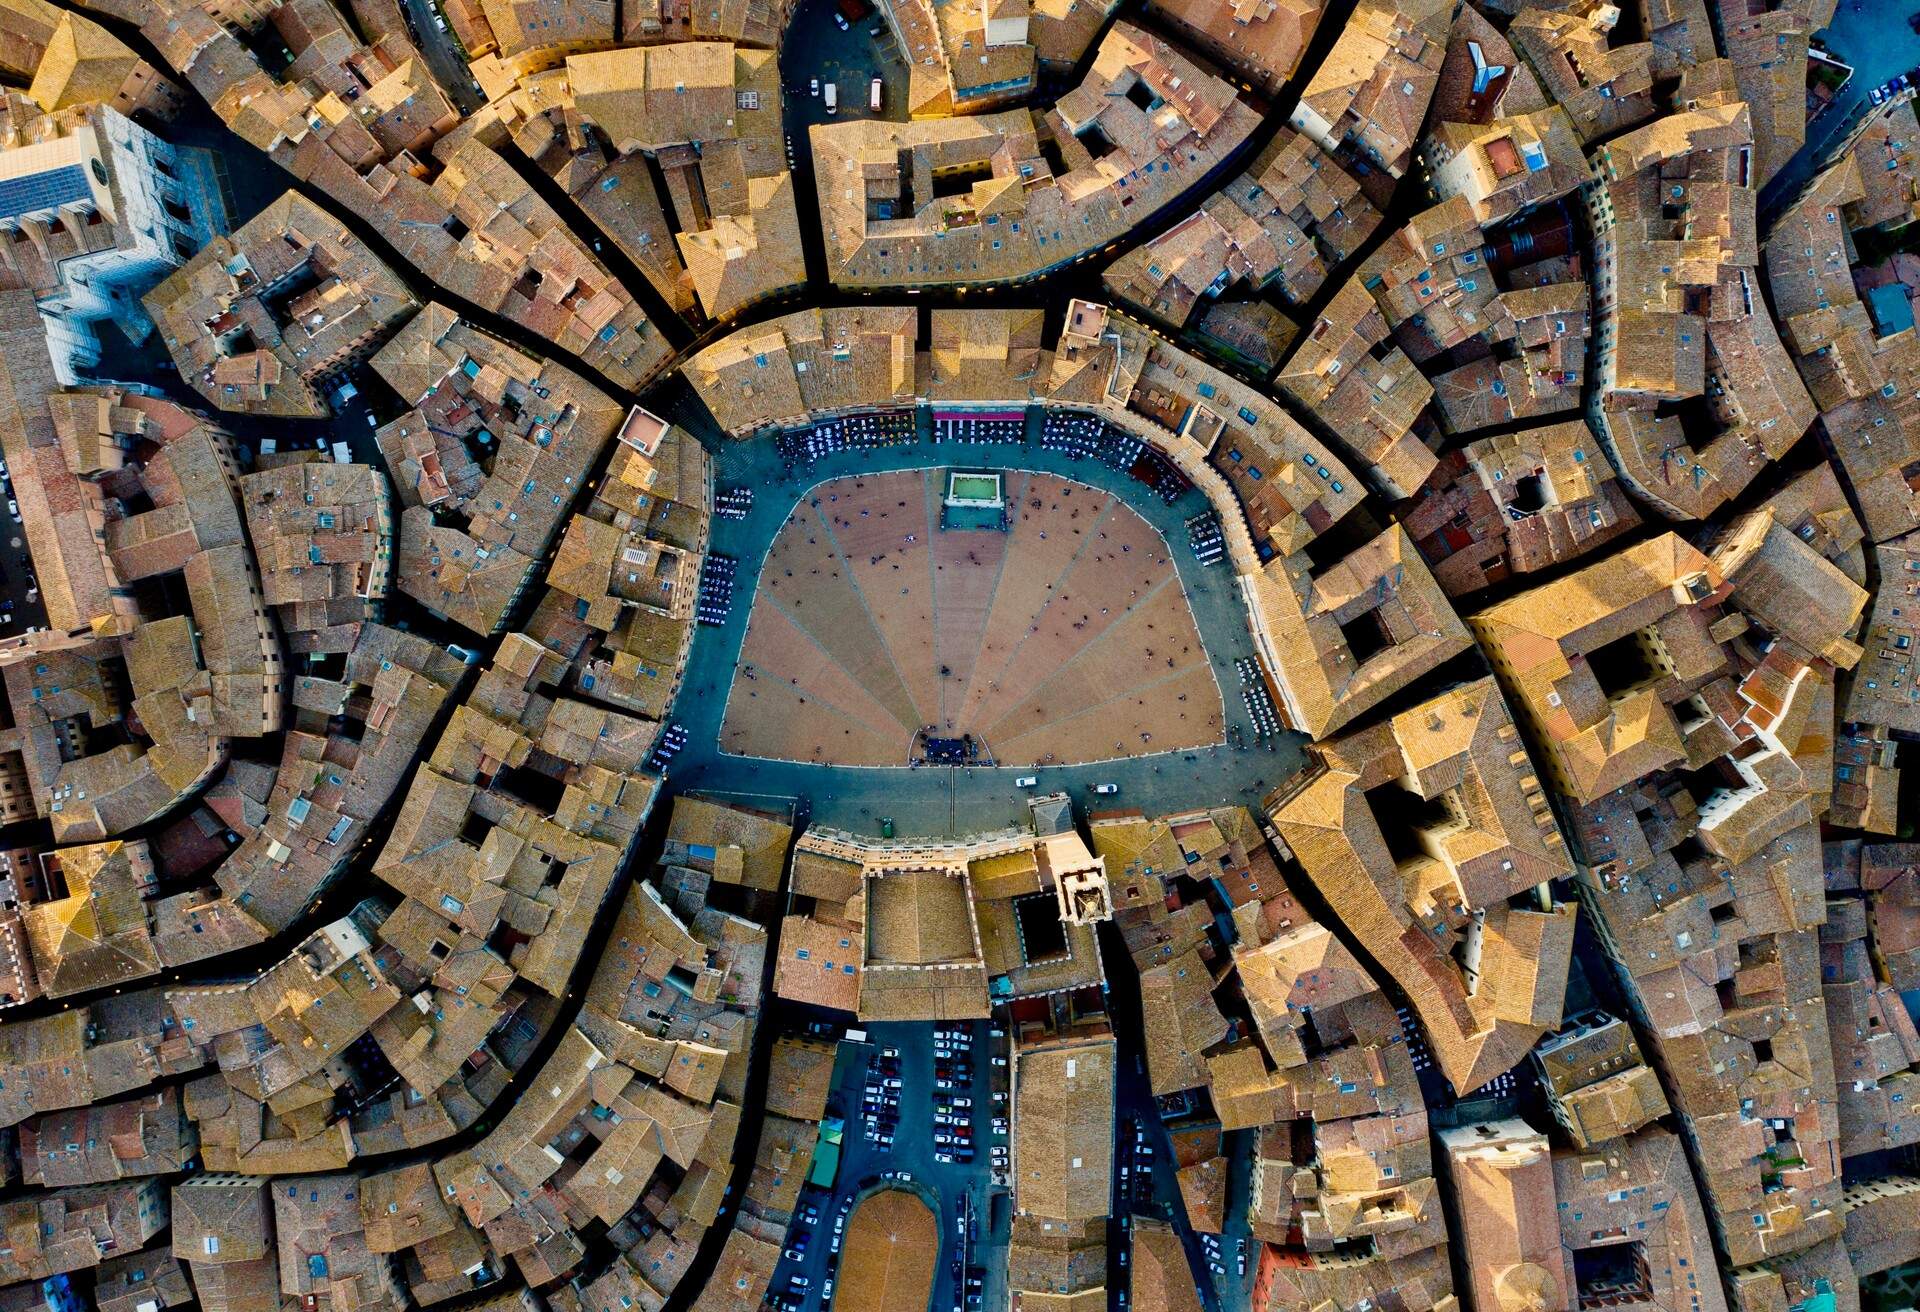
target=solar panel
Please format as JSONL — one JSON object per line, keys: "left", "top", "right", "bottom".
{"left": 0, "top": 165, "right": 92, "bottom": 222}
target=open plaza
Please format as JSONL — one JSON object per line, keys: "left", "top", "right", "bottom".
{"left": 721, "top": 466, "right": 1222, "bottom": 767}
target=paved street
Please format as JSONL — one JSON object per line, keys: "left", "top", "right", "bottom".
{"left": 780, "top": 0, "right": 910, "bottom": 130}
{"left": 399, "top": 0, "right": 486, "bottom": 113}
{"left": 777, "top": 0, "right": 909, "bottom": 284}
{"left": 0, "top": 459, "right": 47, "bottom": 637}
{"left": 771, "top": 1020, "right": 1014, "bottom": 1312}
{"left": 1760, "top": 5, "right": 1920, "bottom": 224}
{"left": 654, "top": 392, "right": 1309, "bottom": 837}
{"left": 1102, "top": 923, "right": 1252, "bottom": 1312}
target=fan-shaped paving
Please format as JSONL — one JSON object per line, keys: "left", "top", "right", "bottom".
{"left": 722, "top": 469, "right": 1223, "bottom": 766}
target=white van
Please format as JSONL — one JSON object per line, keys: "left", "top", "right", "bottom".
{"left": 1015, "top": 775, "right": 1037, "bottom": 788}
{"left": 824, "top": 82, "right": 837, "bottom": 113}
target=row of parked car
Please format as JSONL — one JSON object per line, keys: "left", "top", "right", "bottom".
{"left": 932, "top": 1025, "right": 1011, "bottom": 1169}
{"left": 1201, "top": 1232, "right": 1249, "bottom": 1279}
{"left": 860, "top": 1048, "right": 901, "bottom": 1146}
{"left": 771, "top": 1189, "right": 859, "bottom": 1312}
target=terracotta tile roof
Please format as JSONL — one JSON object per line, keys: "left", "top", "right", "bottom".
{"left": 1245, "top": 522, "right": 1472, "bottom": 738}
{"left": 1399, "top": 419, "right": 1641, "bottom": 596}
{"left": 1014, "top": 1033, "right": 1114, "bottom": 1223}
{"left": 1271, "top": 678, "right": 1574, "bottom": 1091}
{"left": 1290, "top": 0, "right": 1451, "bottom": 178}
{"left": 145, "top": 191, "right": 419, "bottom": 420}
{"left": 810, "top": 24, "right": 1257, "bottom": 289}
{"left": 834, "top": 1189, "right": 937, "bottom": 1312}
